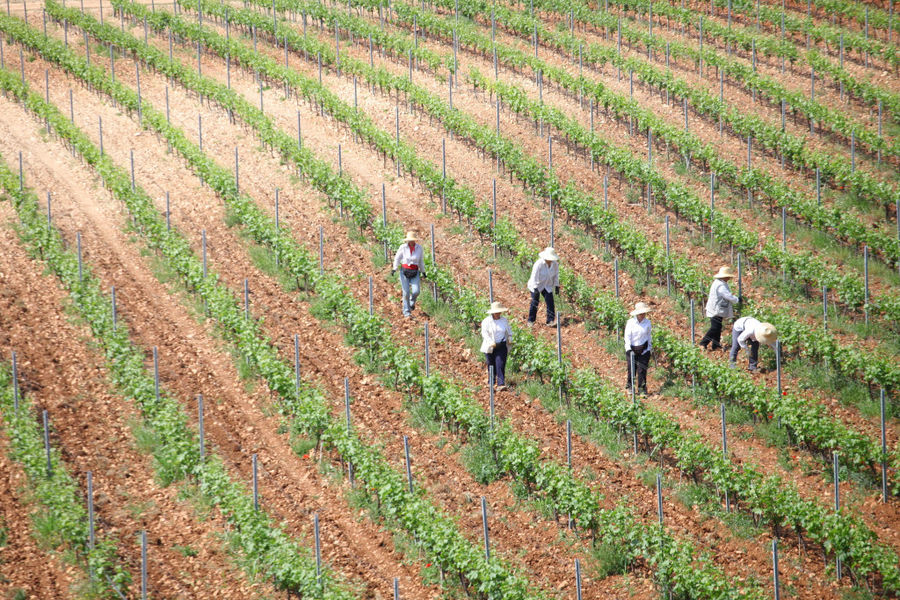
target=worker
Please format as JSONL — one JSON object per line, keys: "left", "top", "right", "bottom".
{"left": 480, "top": 301, "right": 512, "bottom": 391}
{"left": 391, "top": 231, "right": 426, "bottom": 318}
{"left": 624, "top": 302, "right": 652, "bottom": 395}
{"left": 729, "top": 317, "right": 777, "bottom": 372}
{"left": 527, "top": 247, "right": 560, "bottom": 327}
{"left": 699, "top": 266, "right": 739, "bottom": 351}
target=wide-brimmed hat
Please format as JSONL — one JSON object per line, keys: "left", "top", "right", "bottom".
{"left": 487, "top": 301, "right": 509, "bottom": 315}
{"left": 714, "top": 266, "right": 736, "bottom": 279}
{"left": 402, "top": 231, "right": 418, "bottom": 243}
{"left": 538, "top": 247, "right": 559, "bottom": 261}
{"left": 630, "top": 302, "right": 652, "bottom": 316}
{"left": 754, "top": 322, "right": 777, "bottom": 346}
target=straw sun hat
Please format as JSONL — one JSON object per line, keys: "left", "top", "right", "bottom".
{"left": 538, "top": 247, "right": 559, "bottom": 261}
{"left": 487, "top": 301, "right": 509, "bottom": 315}
{"left": 713, "top": 266, "right": 736, "bottom": 279}
{"left": 754, "top": 322, "right": 778, "bottom": 347}
{"left": 629, "top": 302, "right": 652, "bottom": 316}
{"left": 402, "top": 231, "right": 418, "bottom": 243}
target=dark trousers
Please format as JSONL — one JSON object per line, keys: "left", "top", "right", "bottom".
{"left": 485, "top": 341, "right": 508, "bottom": 386}
{"left": 527, "top": 289, "right": 556, "bottom": 324}
{"left": 699, "top": 316, "right": 724, "bottom": 349}
{"left": 730, "top": 334, "right": 760, "bottom": 370}
{"left": 626, "top": 343, "right": 650, "bottom": 393}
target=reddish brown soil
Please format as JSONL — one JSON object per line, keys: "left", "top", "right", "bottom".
{"left": 96, "top": 12, "right": 848, "bottom": 597}
{"left": 0, "top": 195, "right": 278, "bottom": 598}
{"left": 2, "top": 3, "right": 898, "bottom": 597}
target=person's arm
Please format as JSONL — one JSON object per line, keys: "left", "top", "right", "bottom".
{"left": 644, "top": 322, "right": 652, "bottom": 353}
{"left": 505, "top": 320, "right": 513, "bottom": 343}
{"left": 526, "top": 261, "right": 540, "bottom": 292}
{"left": 623, "top": 320, "right": 633, "bottom": 352}
{"left": 392, "top": 246, "right": 403, "bottom": 271}
{"left": 738, "top": 327, "right": 753, "bottom": 348}
{"left": 416, "top": 246, "right": 427, "bottom": 272}
{"left": 721, "top": 282, "right": 738, "bottom": 304}
{"left": 552, "top": 263, "right": 560, "bottom": 291}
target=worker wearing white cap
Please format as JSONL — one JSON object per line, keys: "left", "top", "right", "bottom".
{"left": 391, "top": 231, "right": 426, "bottom": 318}
{"left": 526, "top": 247, "right": 560, "bottom": 327}
{"left": 480, "top": 301, "right": 512, "bottom": 390}
{"left": 729, "top": 317, "right": 777, "bottom": 372}
{"left": 699, "top": 266, "right": 739, "bottom": 351}
{"left": 623, "top": 302, "right": 652, "bottom": 394}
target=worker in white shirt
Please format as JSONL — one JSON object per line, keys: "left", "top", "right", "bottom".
{"left": 623, "top": 302, "right": 652, "bottom": 395}
{"left": 391, "top": 231, "right": 426, "bottom": 318}
{"left": 526, "top": 247, "right": 560, "bottom": 327}
{"left": 480, "top": 301, "right": 513, "bottom": 390}
{"left": 729, "top": 317, "right": 777, "bottom": 372}
{"left": 699, "top": 266, "right": 739, "bottom": 351}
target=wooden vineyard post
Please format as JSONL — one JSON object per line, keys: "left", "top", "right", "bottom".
{"left": 816, "top": 168, "right": 821, "bottom": 205}
{"left": 488, "top": 269, "right": 494, "bottom": 304}
{"left": 243, "top": 279, "right": 249, "bottom": 320}
{"left": 689, "top": 299, "right": 695, "bottom": 343}
{"left": 11, "top": 350, "right": 18, "bottom": 411}
{"left": 781, "top": 207, "right": 787, "bottom": 283}
{"left": 823, "top": 286, "right": 828, "bottom": 331}
{"left": 314, "top": 513, "right": 322, "bottom": 590}
{"left": 566, "top": 420, "right": 572, "bottom": 468}
{"left": 773, "top": 539, "right": 781, "bottom": 600}
{"left": 489, "top": 366, "right": 495, "bottom": 430}
{"left": 394, "top": 577, "right": 399, "bottom": 600}
{"left": 368, "top": 277, "right": 374, "bottom": 316}
{"left": 864, "top": 245, "right": 869, "bottom": 327}
{"left": 111, "top": 285, "right": 117, "bottom": 330}
{"left": 575, "top": 559, "right": 582, "bottom": 600}
{"left": 198, "top": 394, "right": 205, "bottom": 460}
{"left": 345, "top": 377, "right": 353, "bottom": 481}
{"left": 665, "top": 216, "right": 671, "bottom": 294}
{"left": 834, "top": 451, "right": 841, "bottom": 578}
{"left": 737, "top": 252, "right": 742, "bottom": 301}
{"left": 46, "top": 192, "right": 51, "bottom": 228}
{"left": 294, "top": 333, "right": 300, "bottom": 394}
{"left": 319, "top": 226, "right": 324, "bottom": 276}
{"left": 851, "top": 132, "right": 855, "bottom": 173}
{"left": 141, "top": 530, "right": 148, "bottom": 600}
{"left": 481, "top": 497, "right": 490, "bottom": 560}
{"left": 775, "top": 341, "right": 782, "bottom": 401}
{"left": 274, "top": 189, "right": 280, "bottom": 267}
{"left": 404, "top": 436, "right": 413, "bottom": 493}
{"left": 87, "top": 471, "right": 95, "bottom": 551}
{"left": 709, "top": 173, "right": 715, "bottom": 242}
{"left": 153, "top": 347, "right": 159, "bottom": 403}
{"left": 252, "top": 453, "right": 259, "bottom": 510}
{"left": 42, "top": 410, "right": 51, "bottom": 477}
{"left": 656, "top": 473, "right": 663, "bottom": 524}
{"left": 76, "top": 232, "right": 83, "bottom": 282}
{"left": 424, "top": 322, "right": 430, "bottom": 377}
{"left": 614, "top": 257, "right": 619, "bottom": 298}
{"left": 722, "top": 403, "right": 730, "bottom": 512}
{"left": 881, "top": 389, "right": 888, "bottom": 502}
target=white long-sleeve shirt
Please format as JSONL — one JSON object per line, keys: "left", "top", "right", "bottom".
{"left": 705, "top": 279, "right": 739, "bottom": 318}
{"left": 623, "top": 317, "right": 652, "bottom": 353}
{"left": 527, "top": 259, "right": 559, "bottom": 293}
{"left": 732, "top": 316, "right": 761, "bottom": 348}
{"left": 480, "top": 316, "right": 512, "bottom": 354}
{"left": 392, "top": 242, "right": 425, "bottom": 271}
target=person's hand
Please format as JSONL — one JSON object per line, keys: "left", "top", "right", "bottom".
{"left": 421, "top": 272, "right": 427, "bottom": 279}
{"left": 391, "top": 269, "right": 396, "bottom": 276}
{"left": 488, "top": 343, "right": 496, "bottom": 353}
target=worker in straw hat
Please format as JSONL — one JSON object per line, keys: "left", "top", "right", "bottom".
{"left": 624, "top": 302, "right": 652, "bottom": 395}
{"left": 699, "top": 266, "right": 739, "bottom": 351}
{"left": 391, "top": 231, "right": 426, "bottom": 318}
{"left": 480, "top": 301, "right": 512, "bottom": 391}
{"left": 729, "top": 317, "right": 777, "bottom": 373}
{"left": 526, "top": 247, "right": 560, "bottom": 327}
